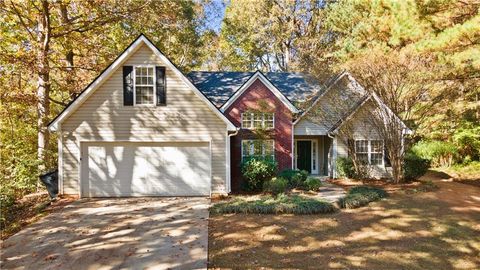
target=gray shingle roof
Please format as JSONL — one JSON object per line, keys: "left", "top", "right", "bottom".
{"left": 187, "top": 71, "right": 324, "bottom": 108}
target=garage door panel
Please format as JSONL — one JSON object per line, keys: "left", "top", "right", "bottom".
{"left": 82, "top": 142, "right": 211, "bottom": 197}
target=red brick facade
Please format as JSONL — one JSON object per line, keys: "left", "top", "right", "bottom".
{"left": 224, "top": 79, "right": 293, "bottom": 192}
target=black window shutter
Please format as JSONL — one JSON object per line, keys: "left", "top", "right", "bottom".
{"left": 156, "top": 66, "right": 166, "bottom": 105}
{"left": 123, "top": 66, "right": 134, "bottom": 106}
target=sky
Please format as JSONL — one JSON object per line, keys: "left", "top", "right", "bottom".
{"left": 202, "top": 0, "right": 227, "bottom": 33}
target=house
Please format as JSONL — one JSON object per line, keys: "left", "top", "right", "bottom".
{"left": 48, "top": 34, "right": 410, "bottom": 197}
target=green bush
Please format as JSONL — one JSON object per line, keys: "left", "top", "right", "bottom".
{"left": 453, "top": 124, "right": 480, "bottom": 162}
{"left": 336, "top": 157, "right": 356, "bottom": 178}
{"left": 241, "top": 158, "right": 278, "bottom": 191}
{"left": 411, "top": 140, "right": 458, "bottom": 167}
{"left": 263, "top": 177, "right": 289, "bottom": 195}
{"left": 304, "top": 177, "right": 322, "bottom": 191}
{"left": 211, "top": 194, "right": 336, "bottom": 215}
{"left": 403, "top": 152, "right": 430, "bottom": 180}
{"left": 338, "top": 186, "right": 387, "bottom": 209}
{"left": 278, "top": 169, "right": 308, "bottom": 188}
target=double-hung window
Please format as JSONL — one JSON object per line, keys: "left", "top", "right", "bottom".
{"left": 241, "top": 112, "right": 274, "bottom": 129}
{"left": 134, "top": 66, "right": 155, "bottom": 105}
{"left": 354, "top": 140, "right": 383, "bottom": 165}
{"left": 242, "top": 140, "right": 274, "bottom": 161}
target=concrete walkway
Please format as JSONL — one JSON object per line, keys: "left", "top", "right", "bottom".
{"left": 1, "top": 197, "right": 209, "bottom": 270}
{"left": 315, "top": 182, "right": 347, "bottom": 203}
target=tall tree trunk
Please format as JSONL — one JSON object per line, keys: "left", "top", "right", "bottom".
{"left": 59, "top": 3, "right": 76, "bottom": 98}
{"left": 37, "top": 0, "right": 51, "bottom": 176}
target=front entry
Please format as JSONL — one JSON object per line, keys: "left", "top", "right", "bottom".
{"left": 297, "top": 140, "right": 312, "bottom": 173}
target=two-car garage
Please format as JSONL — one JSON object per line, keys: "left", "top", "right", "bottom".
{"left": 80, "top": 142, "right": 211, "bottom": 197}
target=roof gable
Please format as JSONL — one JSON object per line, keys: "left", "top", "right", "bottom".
{"left": 48, "top": 34, "right": 236, "bottom": 131}
{"left": 295, "top": 71, "right": 411, "bottom": 134}
{"left": 219, "top": 71, "right": 299, "bottom": 113}
{"left": 187, "top": 71, "right": 323, "bottom": 108}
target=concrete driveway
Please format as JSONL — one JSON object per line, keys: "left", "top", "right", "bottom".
{"left": 0, "top": 197, "right": 209, "bottom": 270}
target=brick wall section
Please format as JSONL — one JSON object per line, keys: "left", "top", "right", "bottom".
{"left": 224, "top": 79, "right": 293, "bottom": 192}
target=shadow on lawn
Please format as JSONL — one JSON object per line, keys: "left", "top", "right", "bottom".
{"left": 208, "top": 180, "right": 480, "bottom": 269}
{"left": 1, "top": 198, "right": 208, "bottom": 270}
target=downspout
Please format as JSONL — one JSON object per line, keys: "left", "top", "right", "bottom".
{"left": 226, "top": 128, "right": 240, "bottom": 193}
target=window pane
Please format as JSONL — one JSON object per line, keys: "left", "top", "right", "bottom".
{"left": 253, "top": 113, "right": 263, "bottom": 129}
{"left": 264, "top": 113, "right": 274, "bottom": 129}
{"left": 356, "top": 153, "right": 368, "bottom": 164}
{"left": 242, "top": 141, "right": 251, "bottom": 157}
{"left": 242, "top": 113, "right": 252, "bottom": 128}
{"left": 253, "top": 141, "right": 263, "bottom": 156}
{"left": 264, "top": 140, "right": 274, "bottom": 155}
{"left": 135, "top": 86, "right": 154, "bottom": 104}
{"left": 371, "top": 140, "right": 383, "bottom": 153}
{"left": 355, "top": 140, "right": 368, "bottom": 153}
{"left": 371, "top": 153, "right": 383, "bottom": 165}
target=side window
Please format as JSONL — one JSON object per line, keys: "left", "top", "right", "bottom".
{"left": 241, "top": 140, "right": 275, "bottom": 161}
{"left": 354, "top": 140, "right": 384, "bottom": 165}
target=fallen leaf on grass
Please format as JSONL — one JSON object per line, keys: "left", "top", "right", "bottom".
{"left": 44, "top": 254, "right": 58, "bottom": 261}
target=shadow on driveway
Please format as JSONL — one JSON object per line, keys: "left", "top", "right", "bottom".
{"left": 1, "top": 197, "right": 209, "bottom": 270}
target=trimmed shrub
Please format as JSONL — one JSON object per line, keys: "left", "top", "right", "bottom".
{"left": 304, "top": 177, "right": 322, "bottom": 191}
{"left": 338, "top": 186, "right": 387, "bottom": 209}
{"left": 211, "top": 194, "right": 336, "bottom": 215}
{"left": 278, "top": 169, "right": 308, "bottom": 188}
{"left": 263, "top": 177, "right": 289, "bottom": 195}
{"left": 241, "top": 158, "right": 278, "bottom": 191}
{"left": 336, "top": 157, "right": 356, "bottom": 178}
{"left": 403, "top": 152, "right": 430, "bottom": 180}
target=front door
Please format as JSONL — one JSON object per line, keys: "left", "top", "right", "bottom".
{"left": 297, "top": 141, "right": 311, "bottom": 173}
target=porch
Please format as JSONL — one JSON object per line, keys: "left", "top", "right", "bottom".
{"left": 293, "top": 135, "right": 333, "bottom": 177}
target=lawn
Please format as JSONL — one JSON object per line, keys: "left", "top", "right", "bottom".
{"left": 208, "top": 172, "right": 480, "bottom": 269}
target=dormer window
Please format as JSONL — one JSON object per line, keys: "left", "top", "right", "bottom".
{"left": 134, "top": 66, "right": 155, "bottom": 105}
{"left": 241, "top": 112, "right": 274, "bottom": 129}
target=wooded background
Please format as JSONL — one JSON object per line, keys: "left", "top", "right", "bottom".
{"left": 1, "top": 0, "right": 479, "bottom": 199}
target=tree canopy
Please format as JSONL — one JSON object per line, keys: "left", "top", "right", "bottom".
{"left": 0, "top": 0, "right": 478, "bottom": 197}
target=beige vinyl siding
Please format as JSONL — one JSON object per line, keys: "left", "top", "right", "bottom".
{"left": 61, "top": 44, "right": 228, "bottom": 194}
{"left": 335, "top": 101, "right": 391, "bottom": 178}
{"left": 294, "top": 119, "right": 328, "bottom": 135}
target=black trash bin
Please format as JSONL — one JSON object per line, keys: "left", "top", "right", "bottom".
{"left": 39, "top": 170, "right": 58, "bottom": 199}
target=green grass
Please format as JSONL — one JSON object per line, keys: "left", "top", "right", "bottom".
{"left": 449, "top": 161, "right": 480, "bottom": 176}
{"left": 338, "top": 186, "right": 387, "bottom": 209}
{"left": 211, "top": 194, "right": 336, "bottom": 215}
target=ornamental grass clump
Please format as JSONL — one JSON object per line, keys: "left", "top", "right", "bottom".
{"left": 338, "top": 186, "right": 387, "bottom": 209}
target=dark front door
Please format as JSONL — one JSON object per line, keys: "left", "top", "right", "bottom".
{"left": 297, "top": 141, "right": 311, "bottom": 173}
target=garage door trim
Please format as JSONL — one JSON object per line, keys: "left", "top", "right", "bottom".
{"left": 79, "top": 140, "right": 212, "bottom": 198}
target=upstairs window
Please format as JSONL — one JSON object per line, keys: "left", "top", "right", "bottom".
{"left": 354, "top": 140, "right": 383, "bottom": 165}
{"left": 134, "top": 66, "right": 155, "bottom": 105}
{"left": 241, "top": 112, "right": 274, "bottom": 129}
{"left": 242, "top": 140, "right": 274, "bottom": 161}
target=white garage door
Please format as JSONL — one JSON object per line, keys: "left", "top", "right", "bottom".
{"left": 81, "top": 142, "right": 211, "bottom": 197}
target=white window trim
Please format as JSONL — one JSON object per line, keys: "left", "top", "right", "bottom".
{"left": 133, "top": 65, "right": 156, "bottom": 106}
{"left": 294, "top": 139, "right": 318, "bottom": 174}
{"left": 354, "top": 139, "right": 384, "bottom": 166}
{"left": 241, "top": 139, "right": 275, "bottom": 161}
{"left": 240, "top": 112, "right": 275, "bottom": 130}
